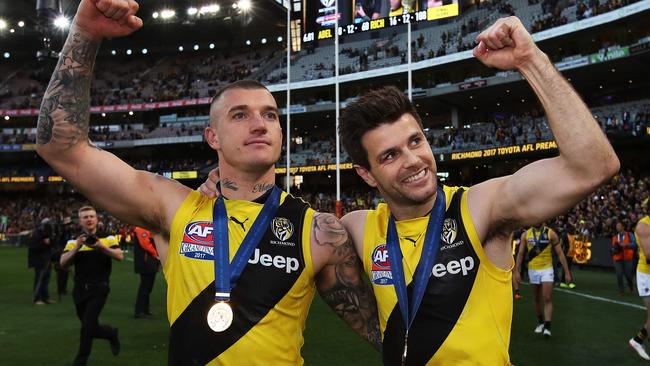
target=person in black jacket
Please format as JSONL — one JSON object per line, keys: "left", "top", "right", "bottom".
{"left": 132, "top": 226, "right": 160, "bottom": 318}
{"left": 28, "top": 218, "right": 56, "bottom": 305}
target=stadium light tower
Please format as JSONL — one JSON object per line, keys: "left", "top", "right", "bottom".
{"left": 238, "top": 0, "right": 252, "bottom": 12}
{"left": 35, "top": 0, "right": 63, "bottom": 60}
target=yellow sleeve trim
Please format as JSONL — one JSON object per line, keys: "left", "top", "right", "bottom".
{"left": 303, "top": 208, "right": 315, "bottom": 277}
{"left": 461, "top": 188, "right": 513, "bottom": 282}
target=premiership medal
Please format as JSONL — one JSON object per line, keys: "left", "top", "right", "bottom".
{"left": 387, "top": 187, "right": 446, "bottom": 365}
{"left": 208, "top": 185, "right": 281, "bottom": 333}
{"left": 207, "top": 301, "right": 234, "bottom": 332}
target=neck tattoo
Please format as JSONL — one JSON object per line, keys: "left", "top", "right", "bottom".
{"left": 252, "top": 183, "right": 274, "bottom": 193}
{"left": 222, "top": 178, "right": 239, "bottom": 191}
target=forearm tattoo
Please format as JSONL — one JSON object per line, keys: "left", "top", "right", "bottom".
{"left": 37, "top": 29, "right": 100, "bottom": 147}
{"left": 314, "top": 213, "right": 382, "bottom": 351}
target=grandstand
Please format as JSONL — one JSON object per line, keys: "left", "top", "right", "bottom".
{"left": 0, "top": 0, "right": 649, "bottom": 364}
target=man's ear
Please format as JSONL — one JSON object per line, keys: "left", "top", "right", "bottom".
{"left": 205, "top": 125, "right": 220, "bottom": 151}
{"left": 354, "top": 164, "right": 378, "bottom": 188}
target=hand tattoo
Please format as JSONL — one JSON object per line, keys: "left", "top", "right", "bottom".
{"left": 37, "top": 29, "right": 100, "bottom": 148}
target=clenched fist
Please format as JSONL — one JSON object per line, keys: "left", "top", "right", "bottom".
{"left": 74, "top": 0, "right": 143, "bottom": 40}
{"left": 473, "top": 16, "right": 544, "bottom": 71}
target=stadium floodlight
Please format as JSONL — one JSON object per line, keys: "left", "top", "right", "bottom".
{"left": 128, "top": 111, "right": 134, "bottom": 116}
{"left": 54, "top": 15, "right": 70, "bottom": 30}
{"left": 126, "top": 49, "right": 132, "bottom": 55}
{"left": 18, "top": 21, "right": 25, "bottom": 28}
{"left": 193, "top": 44, "right": 199, "bottom": 51}
{"left": 277, "top": 36, "right": 283, "bottom": 42}
{"left": 0, "top": 19, "right": 6, "bottom": 30}
{"left": 142, "top": 48, "right": 148, "bottom": 54}
{"left": 187, "top": 7, "right": 198, "bottom": 16}
{"left": 199, "top": 4, "right": 220, "bottom": 14}
{"left": 232, "top": 3, "right": 238, "bottom": 8}
{"left": 209, "top": 43, "right": 215, "bottom": 49}
{"left": 101, "top": 113, "right": 106, "bottom": 117}
{"left": 9, "top": 28, "right": 14, "bottom": 33}
{"left": 178, "top": 46, "right": 184, "bottom": 52}
{"left": 111, "top": 50, "right": 116, "bottom": 55}
{"left": 245, "top": 40, "right": 251, "bottom": 46}
{"left": 3, "top": 52, "right": 10, "bottom": 59}
{"left": 152, "top": 11, "right": 159, "bottom": 19}
{"left": 238, "top": 0, "right": 252, "bottom": 11}
{"left": 4, "top": 116, "right": 9, "bottom": 120}
{"left": 160, "top": 9, "right": 176, "bottom": 19}
{"left": 261, "top": 38, "right": 267, "bottom": 44}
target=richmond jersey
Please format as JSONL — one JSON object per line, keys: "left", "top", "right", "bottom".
{"left": 363, "top": 186, "right": 513, "bottom": 365}
{"left": 525, "top": 226, "right": 553, "bottom": 270}
{"left": 637, "top": 216, "right": 650, "bottom": 275}
{"left": 165, "top": 190, "right": 315, "bottom": 365}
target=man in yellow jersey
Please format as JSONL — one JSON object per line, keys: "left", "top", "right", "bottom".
{"left": 202, "top": 15, "right": 619, "bottom": 365}
{"left": 514, "top": 224, "right": 571, "bottom": 338}
{"left": 334, "top": 16, "right": 619, "bottom": 365}
{"left": 36, "top": 1, "right": 380, "bottom": 364}
{"left": 60, "top": 206, "right": 123, "bottom": 366}
{"left": 629, "top": 207, "right": 650, "bottom": 360}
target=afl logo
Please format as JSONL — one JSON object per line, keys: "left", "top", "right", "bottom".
{"left": 321, "top": 0, "right": 335, "bottom": 7}
{"left": 272, "top": 217, "right": 294, "bottom": 242}
{"left": 184, "top": 221, "right": 214, "bottom": 245}
{"left": 371, "top": 245, "right": 390, "bottom": 269}
{"left": 442, "top": 218, "right": 457, "bottom": 245}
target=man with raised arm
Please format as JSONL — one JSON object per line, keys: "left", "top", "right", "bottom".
{"left": 200, "top": 15, "right": 619, "bottom": 365}
{"left": 36, "top": 1, "right": 380, "bottom": 364}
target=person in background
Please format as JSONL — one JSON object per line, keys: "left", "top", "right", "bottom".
{"left": 132, "top": 226, "right": 160, "bottom": 318}
{"left": 611, "top": 221, "right": 637, "bottom": 296}
{"left": 28, "top": 218, "right": 56, "bottom": 305}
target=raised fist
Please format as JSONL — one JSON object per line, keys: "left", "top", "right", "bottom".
{"left": 473, "top": 16, "right": 542, "bottom": 71}
{"left": 73, "top": 0, "right": 143, "bottom": 40}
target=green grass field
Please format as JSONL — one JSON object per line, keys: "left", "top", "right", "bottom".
{"left": 0, "top": 246, "right": 648, "bottom": 365}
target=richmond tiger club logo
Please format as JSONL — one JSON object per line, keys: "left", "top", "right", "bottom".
{"left": 270, "top": 217, "right": 296, "bottom": 247}
{"left": 441, "top": 218, "right": 457, "bottom": 245}
{"left": 370, "top": 244, "right": 393, "bottom": 285}
{"left": 320, "top": 0, "right": 335, "bottom": 8}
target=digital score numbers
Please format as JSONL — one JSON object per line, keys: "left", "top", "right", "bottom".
{"left": 303, "top": 4, "right": 459, "bottom": 43}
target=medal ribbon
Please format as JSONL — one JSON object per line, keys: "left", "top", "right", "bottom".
{"left": 386, "top": 186, "right": 446, "bottom": 357}
{"left": 212, "top": 185, "right": 281, "bottom": 302}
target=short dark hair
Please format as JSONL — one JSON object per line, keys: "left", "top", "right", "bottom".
{"left": 211, "top": 80, "right": 269, "bottom": 107}
{"left": 209, "top": 80, "right": 270, "bottom": 126}
{"left": 339, "top": 86, "right": 423, "bottom": 169}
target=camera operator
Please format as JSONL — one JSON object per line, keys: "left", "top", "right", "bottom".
{"left": 28, "top": 218, "right": 56, "bottom": 305}
{"left": 60, "top": 206, "right": 123, "bottom": 366}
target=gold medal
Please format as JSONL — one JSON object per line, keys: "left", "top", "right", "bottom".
{"left": 207, "top": 301, "right": 233, "bottom": 332}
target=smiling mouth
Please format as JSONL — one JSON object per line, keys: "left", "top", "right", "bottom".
{"left": 403, "top": 168, "right": 428, "bottom": 183}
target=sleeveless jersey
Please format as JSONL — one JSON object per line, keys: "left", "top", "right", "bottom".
{"left": 525, "top": 226, "right": 552, "bottom": 270}
{"left": 165, "top": 190, "right": 316, "bottom": 365}
{"left": 637, "top": 216, "right": 650, "bottom": 274}
{"left": 363, "top": 186, "right": 513, "bottom": 365}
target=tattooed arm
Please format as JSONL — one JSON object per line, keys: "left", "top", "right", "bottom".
{"left": 312, "top": 212, "right": 382, "bottom": 351}
{"left": 36, "top": 0, "right": 189, "bottom": 237}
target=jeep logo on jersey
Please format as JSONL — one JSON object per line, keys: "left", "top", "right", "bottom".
{"left": 248, "top": 248, "right": 299, "bottom": 274}
{"left": 431, "top": 256, "right": 476, "bottom": 278}
{"left": 272, "top": 217, "right": 294, "bottom": 242}
{"left": 442, "top": 218, "right": 457, "bottom": 245}
{"left": 320, "top": 0, "right": 335, "bottom": 8}
{"left": 183, "top": 221, "right": 214, "bottom": 245}
{"left": 371, "top": 244, "right": 393, "bottom": 285}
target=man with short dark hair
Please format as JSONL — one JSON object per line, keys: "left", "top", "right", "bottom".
{"left": 60, "top": 206, "right": 123, "bottom": 366}
{"left": 336, "top": 16, "right": 618, "bottom": 364}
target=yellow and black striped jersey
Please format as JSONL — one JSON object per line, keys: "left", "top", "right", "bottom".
{"left": 165, "top": 190, "right": 316, "bottom": 365}
{"left": 363, "top": 186, "right": 513, "bottom": 365}
{"left": 524, "top": 226, "right": 553, "bottom": 270}
{"left": 637, "top": 216, "right": 650, "bottom": 274}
